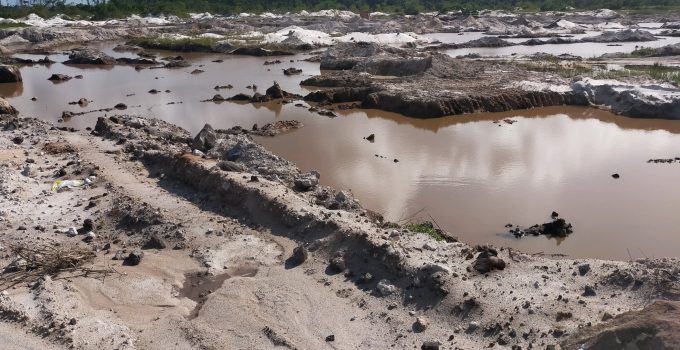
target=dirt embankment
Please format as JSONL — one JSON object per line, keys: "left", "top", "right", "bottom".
{"left": 2, "top": 108, "right": 680, "bottom": 349}
{"left": 303, "top": 43, "right": 588, "bottom": 118}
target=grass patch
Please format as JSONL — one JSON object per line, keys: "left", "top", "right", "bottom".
{"left": 0, "top": 22, "right": 30, "bottom": 29}
{"left": 520, "top": 60, "right": 680, "bottom": 85}
{"left": 405, "top": 221, "right": 446, "bottom": 241}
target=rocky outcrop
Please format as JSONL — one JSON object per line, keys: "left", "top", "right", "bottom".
{"left": 572, "top": 78, "right": 680, "bottom": 119}
{"left": 585, "top": 29, "right": 657, "bottom": 43}
{"left": 320, "top": 42, "right": 408, "bottom": 71}
{"left": 63, "top": 48, "right": 116, "bottom": 65}
{"left": 0, "top": 65, "right": 21, "bottom": 83}
{"left": 364, "top": 90, "right": 587, "bottom": 118}
{"left": 352, "top": 56, "right": 432, "bottom": 77}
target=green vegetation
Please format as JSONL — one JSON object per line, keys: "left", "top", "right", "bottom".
{"left": 405, "top": 221, "right": 446, "bottom": 241}
{"left": 521, "top": 60, "right": 680, "bottom": 85}
{"left": 0, "top": 22, "right": 29, "bottom": 29}
{"left": 0, "top": 0, "right": 678, "bottom": 20}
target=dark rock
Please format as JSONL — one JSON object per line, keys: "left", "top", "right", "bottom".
{"left": 325, "top": 335, "right": 335, "bottom": 342}
{"left": 142, "top": 234, "right": 167, "bottom": 250}
{"left": 329, "top": 255, "right": 347, "bottom": 273}
{"left": 365, "top": 134, "right": 375, "bottom": 141}
{"left": 265, "top": 82, "right": 285, "bottom": 99}
{"left": 421, "top": 341, "right": 441, "bottom": 350}
{"left": 290, "top": 246, "right": 309, "bottom": 265}
{"left": 228, "top": 93, "right": 252, "bottom": 101}
{"left": 0, "top": 65, "right": 22, "bottom": 83}
{"left": 578, "top": 263, "right": 591, "bottom": 276}
{"left": 283, "top": 67, "right": 302, "bottom": 75}
{"left": 217, "top": 161, "right": 246, "bottom": 172}
{"left": 11, "top": 136, "right": 23, "bottom": 144}
{"left": 193, "top": 124, "right": 217, "bottom": 152}
{"left": 414, "top": 316, "right": 430, "bottom": 332}
{"left": 114, "top": 103, "right": 127, "bottom": 110}
{"left": 583, "top": 285, "right": 597, "bottom": 297}
{"left": 612, "top": 173, "right": 620, "bottom": 179}
{"left": 124, "top": 249, "right": 144, "bottom": 266}
{"left": 48, "top": 74, "right": 72, "bottom": 81}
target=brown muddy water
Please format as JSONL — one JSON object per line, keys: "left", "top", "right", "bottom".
{"left": 3, "top": 43, "right": 680, "bottom": 260}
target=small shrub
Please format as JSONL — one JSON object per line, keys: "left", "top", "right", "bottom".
{"left": 405, "top": 221, "right": 446, "bottom": 241}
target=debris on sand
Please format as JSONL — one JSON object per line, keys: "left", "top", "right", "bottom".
{"left": 0, "top": 243, "right": 97, "bottom": 288}
{"left": 509, "top": 215, "right": 574, "bottom": 238}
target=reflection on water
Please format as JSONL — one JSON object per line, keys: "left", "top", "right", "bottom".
{"left": 1, "top": 44, "right": 680, "bottom": 260}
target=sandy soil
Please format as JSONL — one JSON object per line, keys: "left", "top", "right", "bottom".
{"left": 0, "top": 113, "right": 679, "bottom": 350}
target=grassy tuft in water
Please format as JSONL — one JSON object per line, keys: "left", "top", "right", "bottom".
{"left": 405, "top": 221, "right": 446, "bottom": 241}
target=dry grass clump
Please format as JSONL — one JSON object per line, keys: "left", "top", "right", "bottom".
{"left": 0, "top": 242, "right": 106, "bottom": 290}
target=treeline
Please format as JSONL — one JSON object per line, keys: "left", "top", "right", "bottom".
{"left": 0, "top": 0, "right": 677, "bottom": 20}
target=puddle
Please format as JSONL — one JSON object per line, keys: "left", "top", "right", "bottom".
{"left": 180, "top": 265, "right": 258, "bottom": 319}
{"left": 3, "top": 43, "right": 680, "bottom": 259}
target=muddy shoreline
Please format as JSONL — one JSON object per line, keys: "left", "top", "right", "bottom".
{"left": 0, "top": 9, "right": 680, "bottom": 350}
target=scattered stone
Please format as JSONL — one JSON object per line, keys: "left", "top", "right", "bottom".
{"left": 578, "top": 263, "right": 591, "bottom": 276}
{"left": 421, "top": 341, "right": 441, "bottom": 350}
{"left": 290, "top": 245, "right": 309, "bottom": 265}
{"left": 294, "top": 172, "right": 320, "bottom": 192}
{"left": 376, "top": 279, "right": 396, "bottom": 296}
{"left": 113, "top": 250, "right": 126, "bottom": 260}
{"left": 329, "top": 255, "right": 347, "bottom": 272}
{"left": 193, "top": 124, "right": 217, "bottom": 152}
{"left": 612, "top": 173, "right": 620, "bottom": 179}
{"left": 365, "top": 134, "right": 375, "bottom": 142}
{"left": 217, "top": 161, "right": 246, "bottom": 172}
{"left": 414, "top": 316, "right": 430, "bottom": 332}
{"left": 142, "top": 234, "right": 167, "bottom": 250}
{"left": 556, "top": 311, "right": 573, "bottom": 321}
{"left": 124, "top": 249, "right": 144, "bottom": 266}
{"left": 325, "top": 334, "right": 335, "bottom": 342}
{"left": 583, "top": 285, "right": 597, "bottom": 297}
